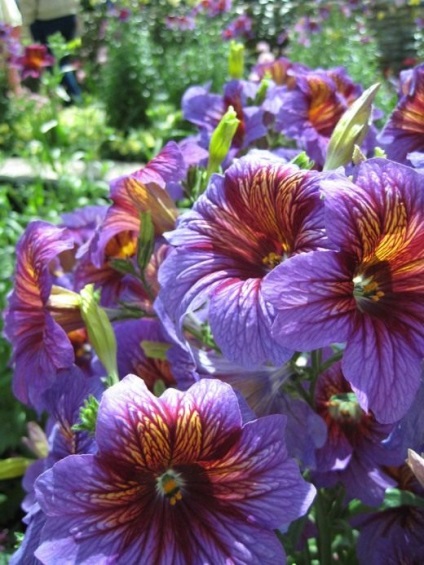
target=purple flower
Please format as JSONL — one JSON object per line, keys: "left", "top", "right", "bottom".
{"left": 113, "top": 317, "right": 194, "bottom": 391}
{"left": 263, "top": 159, "right": 424, "bottom": 423}
{"left": 89, "top": 141, "right": 185, "bottom": 269}
{"left": 9, "top": 366, "right": 102, "bottom": 565}
{"left": 378, "top": 63, "right": 424, "bottom": 165}
{"left": 3, "top": 221, "right": 81, "bottom": 409}
{"left": 252, "top": 57, "right": 309, "bottom": 88}
{"left": 312, "top": 362, "right": 402, "bottom": 506}
{"left": 158, "top": 154, "right": 327, "bottom": 367}
{"left": 182, "top": 80, "right": 266, "bottom": 152}
{"left": 165, "top": 15, "right": 196, "bottom": 31}
{"left": 274, "top": 68, "right": 369, "bottom": 168}
{"left": 222, "top": 15, "right": 253, "bottom": 41}
{"left": 189, "top": 348, "right": 327, "bottom": 468}
{"left": 354, "top": 465, "right": 424, "bottom": 564}
{"left": 34, "top": 376, "right": 315, "bottom": 564}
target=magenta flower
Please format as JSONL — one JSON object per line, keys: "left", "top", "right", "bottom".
{"left": 34, "top": 376, "right": 315, "bottom": 564}
{"left": 263, "top": 159, "right": 424, "bottom": 423}
{"left": 158, "top": 154, "right": 327, "bottom": 367}
{"left": 17, "top": 44, "right": 54, "bottom": 79}
{"left": 378, "top": 63, "right": 424, "bottom": 165}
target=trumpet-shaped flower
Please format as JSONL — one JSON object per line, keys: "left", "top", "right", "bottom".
{"left": 263, "top": 159, "right": 424, "bottom": 423}
{"left": 4, "top": 221, "right": 81, "bottom": 409}
{"left": 182, "top": 80, "right": 266, "bottom": 152}
{"left": 158, "top": 154, "right": 327, "bottom": 367}
{"left": 90, "top": 142, "right": 185, "bottom": 268}
{"left": 34, "top": 376, "right": 315, "bottom": 564}
{"left": 312, "top": 362, "right": 402, "bottom": 506}
{"left": 378, "top": 63, "right": 424, "bottom": 165}
{"left": 274, "top": 68, "right": 369, "bottom": 168}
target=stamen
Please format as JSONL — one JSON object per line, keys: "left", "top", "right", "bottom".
{"left": 156, "top": 470, "right": 184, "bottom": 506}
{"left": 353, "top": 274, "right": 384, "bottom": 302}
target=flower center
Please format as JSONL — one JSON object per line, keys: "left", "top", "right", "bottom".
{"left": 327, "top": 392, "right": 362, "bottom": 424}
{"left": 262, "top": 242, "right": 290, "bottom": 269}
{"left": 156, "top": 470, "right": 184, "bottom": 506}
{"left": 352, "top": 273, "right": 384, "bottom": 303}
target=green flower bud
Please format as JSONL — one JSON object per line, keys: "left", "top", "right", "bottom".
{"left": 324, "top": 83, "right": 380, "bottom": 171}
{"left": 228, "top": 41, "right": 245, "bottom": 80}
{"left": 80, "top": 284, "right": 118, "bottom": 386}
{"left": 0, "top": 457, "right": 33, "bottom": 480}
{"left": 207, "top": 105, "right": 240, "bottom": 178}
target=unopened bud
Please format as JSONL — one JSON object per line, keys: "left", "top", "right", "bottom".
{"left": 324, "top": 83, "right": 380, "bottom": 171}
{"left": 207, "top": 105, "right": 240, "bottom": 177}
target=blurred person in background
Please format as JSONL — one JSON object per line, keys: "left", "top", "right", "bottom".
{"left": 19, "top": 0, "right": 82, "bottom": 102}
{"left": 0, "top": 0, "right": 23, "bottom": 93}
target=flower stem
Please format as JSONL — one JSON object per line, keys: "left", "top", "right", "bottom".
{"left": 315, "top": 489, "right": 333, "bottom": 565}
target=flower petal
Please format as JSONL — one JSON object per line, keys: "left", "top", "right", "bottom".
{"left": 264, "top": 250, "right": 355, "bottom": 351}
{"left": 343, "top": 317, "right": 423, "bottom": 423}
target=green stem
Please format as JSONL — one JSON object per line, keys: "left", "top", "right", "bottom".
{"left": 315, "top": 489, "right": 333, "bottom": 565}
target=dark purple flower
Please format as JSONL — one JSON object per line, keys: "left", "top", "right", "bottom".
{"left": 355, "top": 465, "right": 424, "bottom": 564}
{"left": 113, "top": 317, "right": 192, "bottom": 391}
{"left": 312, "top": 362, "right": 402, "bottom": 506}
{"left": 378, "top": 63, "right": 424, "bottom": 165}
{"left": 158, "top": 154, "right": 327, "bottom": 367}
{"left": 9, "top": 366, "right": 102, "bottom": 565}
{"left": 35, "top": 376, "right": 315, "bottom": 563}
{"left": 89, "top": 142, "right": 185, "bottom": 269}
{"left": 263, "top": 159, "right": 424, "bottom": 423}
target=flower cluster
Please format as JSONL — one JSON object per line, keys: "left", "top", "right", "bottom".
{"left": 4, "top": 52, "right": 424, "bottom": 563}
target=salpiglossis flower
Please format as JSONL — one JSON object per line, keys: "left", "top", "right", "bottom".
{"left": 3, "top": 221, "right": 82, "bottom": 409}
{"left": 263, "top": 158, "right": 424, "bottom": 424}
{"left": 378, "top": 63, "right": 424, "bottom": 165}
{"left": 312, "top": 362, "right": 402, "bottom": 505}
{"left": 158, "top": 153, "right": 327, "bottom": 367}
{"left": 34, "top": 376, "right": 315, "bottom": 564}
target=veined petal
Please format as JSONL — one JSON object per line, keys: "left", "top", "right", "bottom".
{"left": 264, "top": 250, "right": 355, "bottom": 351}
{"left": 321, "top": 159, "right": 424, "bottom": 262}
{"left": 209, "top": 277, "right": 292, "bottom": 366}
{"left": 378, "top": 63, "right": 424, "bottom": 163}
{"left": 90, "top": 143, "right": 184, "bottom": 267}
{"left": 7, "top": 221, "right": 75, "bottom": 309}
{"left": 96, "top": 375, "right": 172, "bottom": 470}
{"left": 161, "top": 379, "right": 243, "bottom": 463}
{"left": 206, "top": 415, "right": 316, "bottom": 528}
{"left": 343, "top": 317, "right": 424, "bottom": 423}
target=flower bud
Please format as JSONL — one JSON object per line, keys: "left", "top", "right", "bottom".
{"left": 207, "top": 105, "right": 240, "bottom": 177}
{"left": 228, "top": 41, "right": 245, "bottom": 80}
{"left": 80, "top": 284, "right": 118, "bottom": 385}
{"left": 324, "top": 83, "right": 380, "bottom": 171}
